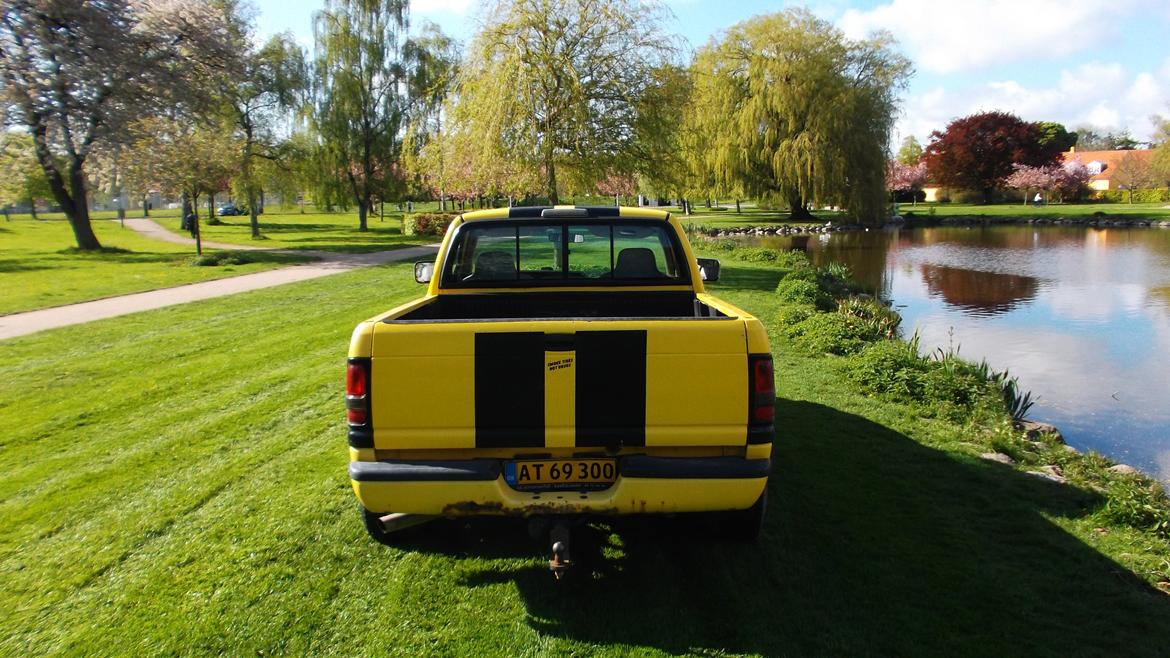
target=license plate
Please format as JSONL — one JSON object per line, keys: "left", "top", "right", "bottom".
{"left": 505, "top": 459, "right": 617, "bottom": 489}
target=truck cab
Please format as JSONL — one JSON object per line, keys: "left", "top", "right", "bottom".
{"left": 346, "top": 206, "right": 775, "bottom": 546}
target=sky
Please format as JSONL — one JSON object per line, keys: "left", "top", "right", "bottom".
{"left": 253, "top": 0, "right": 1170, "bottom": 147}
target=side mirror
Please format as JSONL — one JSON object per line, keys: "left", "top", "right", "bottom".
{"left": 414, "top": 261, "right": 435, "bottom": 284}
{"left": 697, "top": 258, "right": 720, "bottom": 282}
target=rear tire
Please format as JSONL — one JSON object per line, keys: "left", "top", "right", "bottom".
{"left": 721, "top": 489, "right": 767, "bottom": 542}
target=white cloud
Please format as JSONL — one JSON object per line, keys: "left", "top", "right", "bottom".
{"left": 894, "top": 58, "right": 1170, "bottom": 144}
{"left": 839, "top": 0, "right": 1147, "bottom": 74}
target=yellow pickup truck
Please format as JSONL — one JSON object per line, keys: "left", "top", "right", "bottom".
{"left": 346, "top": 206, "right": 774, "bottom": 568}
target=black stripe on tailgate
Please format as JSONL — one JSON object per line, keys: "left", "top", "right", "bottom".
{"left": 475, "top": 332, "right": 545, "bottom": 447}
{"left": 575, "top": 330, "right": 647, "bottom": 447}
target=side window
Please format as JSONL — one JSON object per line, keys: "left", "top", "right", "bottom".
{"left": 449, "top": 226, "right": 516, "bottom": 281}
{"left": 613, "top": 226, "right": 679, "bottom": 279}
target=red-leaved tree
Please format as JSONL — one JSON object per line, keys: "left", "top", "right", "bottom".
{"left": 924, "top": 111, "right": 1064, "bottom": 204}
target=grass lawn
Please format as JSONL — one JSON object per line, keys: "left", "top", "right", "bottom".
{"left": 172, "top": 205, "right": 440, "bottom": 253}
{"left": 1, "top": 257, "right": 1168, "bottom": 656}
{"left": 904, "top": 201, "right": 1170, "bottom": 218}
{"left": 4, "top": 209, "right": 183, "bottom": 221}
{"left": 640, "top": 201, "right": 1170, "bottom": 229}
{"left": 0, "top": 218, "right": 310, "bottom": 316}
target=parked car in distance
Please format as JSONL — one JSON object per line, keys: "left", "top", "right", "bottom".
{"left": 216, "top": 203, "right": 243, "bottom": 216}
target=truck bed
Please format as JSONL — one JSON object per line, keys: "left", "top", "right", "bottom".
{"left": 389, "top": 292, "right": 731, "bottom": 322}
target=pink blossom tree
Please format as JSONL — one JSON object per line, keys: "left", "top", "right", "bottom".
{"left": 1003, "top": 164, "right": 1056, "bottom": 205}
{"left": 1052, "top": 159, "right": 1091, "bottom": 202}
{"left": 596, "top": 171, "right": 638, "bottom": 206}
{"left": 886, "top": 161, "right": 928, "bottom": 206}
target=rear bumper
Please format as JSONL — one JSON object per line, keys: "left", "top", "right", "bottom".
{"left": 350, "top": 456, "right": 770, "bottom": 516}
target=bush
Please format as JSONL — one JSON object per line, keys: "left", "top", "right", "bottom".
{"left": 404, "top": 213, "right": 456, "bottom": 236}
{"left": 776, "top": 278, "right": 834, "bottom": 310}
{"left": 785, "top": 313, "right": 871, "bottom": 355}
{"left": 847, "top": 340, "right": 930, "bottom": 400}
{"left": 1091, "top": 189, "right": 1170, "bottom": 204}
{"left": 1101, "top": 479, "right": 1170, "bottom": 539}
{"left": 838, "top": 298, "right": 901, "bottom": 339}
{"left": 776, "top": 303, "right": 816, "bottom": 327}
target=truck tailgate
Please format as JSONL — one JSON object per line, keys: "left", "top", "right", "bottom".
{"left": 368, "top": 319, "right": 749, "bottom": 450}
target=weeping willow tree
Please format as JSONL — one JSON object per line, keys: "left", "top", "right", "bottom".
{"left": 446, "top": 0, "right": 676, "bottom": 204}
{"left": 313, "top": 0, "right": 411, "bottom": 231}
{"left": 685, "top": 9, "right": 911, "bottom": 223}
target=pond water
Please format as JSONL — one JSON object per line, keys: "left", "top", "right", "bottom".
{"left": 740, "top": 225, "right": 1170, "bottom": 484}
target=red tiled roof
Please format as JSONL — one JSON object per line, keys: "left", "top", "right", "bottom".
{"left": 1063, "top": 149, "right": 1154, "bottom": 182}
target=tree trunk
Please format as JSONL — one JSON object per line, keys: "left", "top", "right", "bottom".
{"left": 735, "top": 199, "right": 741, "bottom": 213}
{"left": 143, "top": 195, "right": 150, "bottom": 217}
{"left": 248, "top": 188, "right": 260, "bottom": 238}
{"left": 4, "top": 206, "right": 10, "bottom": 221}
{"left": 208, "top": 195, "right": 215, "bottom": 223}
{"left": 788, "top": 193, "right": 815, "bottom": 221}
{"left": 181, "top": 193, "right": 192, "bottom": 230}
{"left": 28, "top": 194, "right": 38, "bottom": 220}
{"left": 259, "top": 188, "right": 265, "bottom": 214}
{"left": 546, "top": 156, "right": 559, "bottom": 205}
{"left": 67, "top": 164, "right": 101, "bottom": 250}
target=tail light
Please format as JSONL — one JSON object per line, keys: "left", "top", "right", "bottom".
{"left": 346, "top": 358, "right": 371, "bottom": 426}
{"left": 749, "top": 354, "right": 774, "bottom": 424}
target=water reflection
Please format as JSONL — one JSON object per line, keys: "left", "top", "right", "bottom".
{"left": 738, "top": 225, "right": 1170, "bottom": 484}
{"left": 919, "top": 264, "right": 1038, "bottom": 315}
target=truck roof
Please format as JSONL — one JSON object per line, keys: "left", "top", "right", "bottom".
{"left": 459, "top": 205, "right": 671, "bottom": 222}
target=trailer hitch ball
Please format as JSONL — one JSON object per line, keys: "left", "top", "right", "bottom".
{"left": 549, "top": 524, "right": 572, "bottom": 580}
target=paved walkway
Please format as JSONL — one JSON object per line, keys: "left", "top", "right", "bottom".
{"left": 119, "top": 217, "right": 270, "bottom": 251}
{"left": 0, "top": 219, "right": 438, "bottom": 340}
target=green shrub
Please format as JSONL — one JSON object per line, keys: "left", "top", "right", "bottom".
{"left": 1090, "top": 189, "right": 1170, "bottom": 204}
{"left": 1101, "top": 479, "right": 1170, "bottom": 539}
{"left": 786, "top": 313, "right": 871, "bottom": 355}
{"left": 776, "top": 303, "right": 816, "bottom": 327}
{"left": 404, "top": 213, "right": 456, "bottom": 236}
{"left": 776, "top": 278, "right": 835, "bottom": 310}
{"left": 921, "top": 365, "right": 996, "bottom": 416}
{"left": 771, "top": 250, "right": 810, "bottom": 270}
{"left": 847, "top": 340, "right": 930, "bottom": 400}
{"left": 838, "top": 298, "right": 902, "bottom": 339}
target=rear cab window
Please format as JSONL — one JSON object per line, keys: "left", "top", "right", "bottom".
{"left": 441, "top": 220, "right": 688, "bottom": 288}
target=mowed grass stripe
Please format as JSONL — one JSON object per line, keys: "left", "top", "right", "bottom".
{"left": 0, "top": 264, "right": 421, "bottom": 652}
{"left": 0, "top": 286, "right": 365, "bottom": 517}
{"left": 3, "top": 258, "right": 1170, "bottom": 656}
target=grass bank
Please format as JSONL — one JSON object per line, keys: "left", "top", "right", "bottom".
{"left": 0, "top": 218, "right": 309, "bottom": 315}
{"left": 176, "top": 206, "right": 437, "bottom": 253}
{"left": 1, "top": 254, "right": 1169, "bottom": 655}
